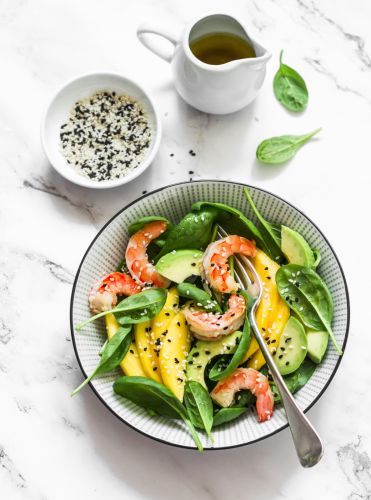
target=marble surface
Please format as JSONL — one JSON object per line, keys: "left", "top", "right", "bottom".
{"left": 0, "top": 0, "right": 370, "bottom": 498}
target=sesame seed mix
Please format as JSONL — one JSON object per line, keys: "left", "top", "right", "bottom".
{"left": 60, "top": 91, "right": 151, "bottom": 181}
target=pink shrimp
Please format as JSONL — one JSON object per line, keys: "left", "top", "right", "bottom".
{"left": 211, "top": 367, "right": 274, "bottom": 423}
{"left": 203, "top": 235, "right": 256, "bottom": 293}
{"left": 89, "top": 272, "right": 142, "bottom": 314}
{"left": 125, "top": 221, "right": 170, "bottom": 288}
{"left": 183, "top": 294, "right": 245, "bottom": 341}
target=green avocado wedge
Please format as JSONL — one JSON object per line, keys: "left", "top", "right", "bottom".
{"left": 307, "top": 329, "right": 328, "bottom": 364}
{"left": 281, "top": 225, "right": 315, "bottom": 267}
{"left": 155, "top": 249, "right": 203, "bottom": 284}
{"left": 274, "top": 316, "right": 307, "bottom": 375}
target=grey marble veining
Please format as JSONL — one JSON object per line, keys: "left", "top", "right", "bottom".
{"left": 0, "top": 0, "right": 370, "bottom": 499}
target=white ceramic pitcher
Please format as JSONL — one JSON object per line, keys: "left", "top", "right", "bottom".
{"left": 137, "top": 13, "right": 271, "bottom": 114}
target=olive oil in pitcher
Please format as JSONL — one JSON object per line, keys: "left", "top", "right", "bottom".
{"left": 190, "top": 32, "right": 256, "bottom": 65}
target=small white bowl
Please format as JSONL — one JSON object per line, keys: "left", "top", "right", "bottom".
{"left": 41, "top": 73, "right": 162, "bottom": 189}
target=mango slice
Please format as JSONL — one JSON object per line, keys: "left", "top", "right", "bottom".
{"left": 134, "top": 321, "right": 162, "bottom": 383}
{"left": 240, "top": 249, "right": 290, "bottom": 366}
{"left": 151, "top": 287, "right": 179, "bottom": 347}
{"left": 159, "top": 312, "right": 191, "bottom": 401}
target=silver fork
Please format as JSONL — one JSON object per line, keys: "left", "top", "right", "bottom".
{"left": 217, "top": 225, "right": 323, "bottom": 467}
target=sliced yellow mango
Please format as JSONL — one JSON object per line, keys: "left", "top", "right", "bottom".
{"left": 240, "top": 249, "right": 289, "bottom": 365}
{"left": 159, "top": 312, "right": 191, "bottom": 401}
{"left": 105, "top": 313, "right": 145, "bottom": 377}
{"left": 151, "top": 287, "right": 179, "bottom": 346}
{"left": 134, "top": 321, "right": 162, "bottom": 383}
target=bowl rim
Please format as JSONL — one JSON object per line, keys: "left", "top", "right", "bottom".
{"left": 70, "top": 180, "right": 350, "bottom": 450}
{"left": 40, "top": 71, "right": 162, "bottom": 189}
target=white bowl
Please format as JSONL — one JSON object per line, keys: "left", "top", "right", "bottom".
{"left": 41, "top": 73, "right": 162, "bottom": 189}
{"left": 70, "top": 181, "right": 350, "bottom": 449}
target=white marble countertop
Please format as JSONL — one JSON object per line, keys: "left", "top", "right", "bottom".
{"left": 1, "top": 0, "right": 370, "bottom": 498}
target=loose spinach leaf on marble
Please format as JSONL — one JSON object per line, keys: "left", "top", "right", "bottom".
{"left": 243, "top": 187, "right": 284, "bottom": 263}
{"left": 184, "top": 381, "right": 214, "bottom": 440}
{"left": 71, "top": 324, "right": 132, "bottom": 396}
{"left": 276, "top": 264, "right": 342, "bottom": 354}
{"left": 75, "top": 288, "right": 167, "bottom": 330}
{"left": 212, "top": 407, "right": 247, "bottom": 427}
{"left": 113, "top": 376, "right": 203, "bottom": 451}
{"left": 208, "top": 291, "right": 252, "bottom": 381}
{"left": 155, "top": 208, "right": 218, "bottom": 260}
{"left": 256, "top": 128, "right": 321, "bottom": 165}
{"left": 273, "top": 50, "right": 308, "bottom": 112}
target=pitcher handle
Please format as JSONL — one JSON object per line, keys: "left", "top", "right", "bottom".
{"left": 137, "top": 24, "right": 178, "bottom": 63}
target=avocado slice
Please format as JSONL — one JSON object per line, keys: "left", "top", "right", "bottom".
{"left": 186, "top": 331, "right": 241, "bottom": 389}
{"left": 281, "top": 226, "right": 315, "bottom": 267}
{"left": 274, "top": 316, "right": 307, "bottom": 375}
{"left": 155, "top": 249, "right": 203, "bottom": 284}
{"left": 307, "top": 329, "right": 328, "bottom": 364}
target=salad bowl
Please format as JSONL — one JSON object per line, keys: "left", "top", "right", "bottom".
{"left": 70, "top": 181, "right": 349, "bottom": 450}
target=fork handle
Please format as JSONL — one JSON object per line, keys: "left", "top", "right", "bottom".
{"left": 250, "top": 310, "right": 323, "bottom": 467}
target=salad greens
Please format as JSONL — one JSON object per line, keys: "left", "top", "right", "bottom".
{"left": 184, "top": 381, "right": 214, "bottom": 440}
{"left": 73, "top": 187, "right": 341, "bottom": 449}
{"left": 276, "top": 264, "right": 342, "bottom": 354}
{"left": 256, "top": 128, "right": 321, "bottom": 165}
{"left": 244, "top": 187, "right": 284, "bottom": 263}
{"left": 71, "top": 324, "right": 132, "bottom": 396}
{"left": 176, "top": 282, "right": 221, "bottom": 313}
{"left": 113, "top": 376, "right": 203, "bottom": 451}
{"left": 156, "top": 208, "right": 218, "bottom": 259}
{"left": 213, "top": 407, "right": 247, "bottom": 427}
{"left": 76, "top": 288, "right": 167, "bottom": 330}
{"left": 273, "top": 50, "right": 308, "bottom": 112}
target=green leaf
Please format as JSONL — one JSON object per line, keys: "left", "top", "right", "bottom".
{"left": 276, "top": 264, "right": 342, "bottom": 354}
{"left": 212, "top": 407, "right": 247, "bottom": 427}
{"left": 113, "top": 376, "right": 203, "bottom": 451}
{"left": 191, "top": 201, "right": 266, "bottom": 251}
{"left": 273, "top": 50, "right": 308, "bottom": 112}
{"left": 176, "top": 283, "right": 221, "bottom": 313}
{"left": 71, "top": 325, "right": 132, "bottom": 396}
{"left": 155, "top": 208, "right": 218, "bottom": 260}
{"left": 184, "top": 381, "right": 214, "bottom": 440}
{"left": 243, "top": 187, "right": 284, "bottom": 263}
{"left": 75, "top": 288, "right": 167, "bottom": 330}
{"left": 128, "top": 216, "right": 171, "bottom": 236}
{"left": 267, "top": 359, "right": 317, "bottom": 402}
{"left": 208, "top": 291, "right": 252, "bottom": 381}
{"left": 256, "top": 128, "right": 321, "bottom": 165}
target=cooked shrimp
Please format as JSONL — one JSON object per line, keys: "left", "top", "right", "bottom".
{"left": 125, "top": 221, "right": 170, "bottom": 288}
{"left": 203, "top": 235, "right": 256, "bottom": 293}
{"left": 211, "top": 367, "right": 274, "bottom": 422}
{"left": 89, "top": 272, "right": 141, "bottom": 314}
{"left": 183, "top": 294, "right": 245, "bottom": 341}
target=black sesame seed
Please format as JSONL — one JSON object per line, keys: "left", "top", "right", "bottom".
{"left": 129, "top": 349, "right": 134, "bottom": 354}
{"left": 285, "top": 361, "right": 290, "bottom": 366}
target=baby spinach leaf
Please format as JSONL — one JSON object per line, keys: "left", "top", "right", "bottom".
{"left": 243, "top": 187, "right": 284, "bottom": 263}
{"left": 177, "top": 283, "right": 221, "bottom": 313}
{"left": 213, "top": 407, "right": 247, "bottom": 427}
{"left": 156, "top": 208, "right": 218, "bottom": 260}
{"left": 232, "top": 389, "right": 256, "bottom": 407}
{"left": 268, "top": 359, "right": 317, "bottom": 402}
{"left": 184, "top": 381, "right": 214, "bottom": 440}
{"left": 273, "top": 50, "right": 308, "bottom": 112}
{"left": 256, "top": 128, "right": 321, "bottom": 165}
{"left": 191, "top": 201, "right": 266, "bottom": 251}
{"left": 276, "top": 264, "right": 342, "bottom": 354}
{"left": 113, "top": 376, "right": 203, "bottom": 451}
{"left": 76, "top": 288, "right": 167, "bottom": 330}
{"left": 208, "top": 291, "right": 252, "bottom": 381}
{"left": 71, "top": 325, "right": 132, "bottom": 396}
